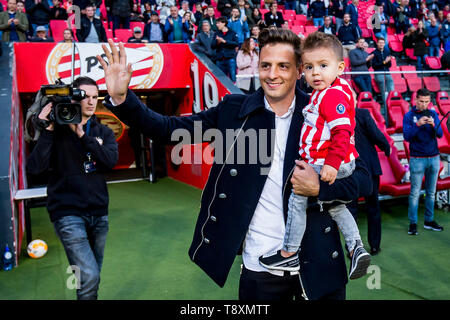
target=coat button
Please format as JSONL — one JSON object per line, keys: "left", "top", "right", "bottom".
{"left": 204, "top": 238, "right": 210, "bottom": 244}
{"left": 324, "top": 227, "right": 331, "bottom": 234}
{"left": 332, "top": 251, "right": 339, "bottom": 259}
{"left": 230, "top": 169, "right": 238, "bottom": 176}
{"left": 210, "top": 216, "right": 217, "bottom": 222}
{"left": 219, "top": 193, "right": 227, "bottom": 199}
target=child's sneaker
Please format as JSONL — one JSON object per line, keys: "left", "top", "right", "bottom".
{"left": 349, "top": 242, "right": 371, "bottom": 280}
{"left": 259, "top": 250, "right": 300, "bottom": 272}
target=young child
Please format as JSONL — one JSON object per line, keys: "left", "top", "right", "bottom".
{"left": 259, "top": 32, "right": 371, "bottom": 280}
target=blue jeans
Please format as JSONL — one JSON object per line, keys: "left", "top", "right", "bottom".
{"left": 112, "top": 16, "right": 130, "bottom": 31}
{"left": 416, "top": 55, "right": 428, "bottom": 71}
{"left": 53, "top": 214, "right": 109, "bottom": 300}
{"left": 353, "top": 75, "right": 372, "bottom": 93}
{"left": 216, "top": 58, "right": 237, "bottom": 83}
{"left": 408, "top": 156, "right": 440, "bottom": 224}
{"left": 284, "top": 1, "right": 296, "bottom": 10}
{"left": 428, "top": 45, "right": 440, "bottom": 57}
{"left": 374, "top": 73, "right": 394, "bottom": 104}
{"left": 313, "top": 17, "right": 324, "bottom": 27}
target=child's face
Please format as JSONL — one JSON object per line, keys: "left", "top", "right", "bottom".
{"left": 301, "top": 47, "right": 344, "bottom": 91}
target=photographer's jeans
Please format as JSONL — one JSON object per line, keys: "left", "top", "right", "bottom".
{"left": 408, "top": 156, "right": 440, "bottom": 225}
{"left": 53, "top": 214, "right": 109, "bottom": 300}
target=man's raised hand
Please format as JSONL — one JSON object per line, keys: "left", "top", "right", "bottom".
{"left": 96, "top": 39, "right": 133, "bottom": 105}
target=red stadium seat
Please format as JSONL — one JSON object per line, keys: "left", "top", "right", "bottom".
{"left": 436, "top": 91, "right": 450, "bottom": 115}
{"left": 295, "top": 14, "right": 307, "bottom": 24}
{"left": 114, "top": 29, "right": 133, "bottom": 43}
{"left": 292, "top": 19, "right": 303, "bottom": 26}
{"left": 304, "top": 26, "right": 318, "bottom": 34}
{"left": 379, "top": 148, "right": 410, "bottom": 196}
{"left": 387, "top": 91, "right": 410, "bottom": 115}
{"left": 389, "top": 40, "right": 403, "bottom": 53}
{"left": 393, "top": 77, "right": 407, "bottom": 93}
{"left": 49, "top": 20, "right": 68, "bottom": 42}
{"left": 105, "top": 28, "right": 113, "bottom": 40}
{"left": 291, "top": 25, "right": 304, "bottom": 35}
{"left": 400, "top": 65, "right": 418, "bottom": 79}
{"left": 406, "top": 77, "right": 423, "bottom": 92}
{"left": 361, "top": 28, "right": 372, "bottom": 38}
{"left": 423, "top": 77, "right": 441, "bottom": 92}
{"left": 405, "top": 48, "right": 417, "bottom": 61}
{"left": 387, "top": 105, "right": 404, "bottom": 133}
{"left": 425, "top": 56, "right": 442, "bottom": 69}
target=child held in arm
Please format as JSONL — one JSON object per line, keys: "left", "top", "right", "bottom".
{"left": 259, "top": 32, "right": 371, "bottom": 280}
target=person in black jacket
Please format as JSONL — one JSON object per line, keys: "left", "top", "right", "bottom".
{"left": 25, "top": 0, "right": 50, "bottom": 35}
{"left": 49, "top": 0, "right": 68, "bottom": 20}
{"left": 191, "top": 19, "right": 217, "bottom": 61}
{"left": 97, "top": 28, "right": 372, "bottom": 300}
{"left": 319, "top": 16, "right": 337, "bottom": 35}
{"left": 347, "top": 107, "right": 391, "bottom": 256}
{"left": 215, "top": 16, "right": 239, "bottom": 82}
{"left": 372, "top": 37, "right": 394, "bottom": 104}
{"left": 263, "top": 2, "right": 284, "bottom": 28}
{"left": 26, "top": 76, "right": 118, "bottom": 300}
{"left": 217, "top": 0, "right": 236, "bottom": 18}
{"left": 308, "top": 0, "right": 326, "bottom": 27}
{"left": 76, "top": 4, "right": 107, "bottom": 42}
{"left": 143, "top": 11, "right": 167, "bottom": 43}
{"left": 330, "top": 0, "right": 347, "bottom": 31}
{"left": 337, "top": 13, "right": 361, "bottom": 58}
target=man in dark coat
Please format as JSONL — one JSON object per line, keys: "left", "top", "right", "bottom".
{"left": 347, "top": 107, "right": 391, "bottom": 256}
{"left": 97, "top": 28, "right": 372, "bottom": 300}
{"left": 263, "top": 2, "right": 284, "bottom": 28}
{"left": 76, "top": 4, "right": 107, "bottom": 43}
{"left": 191, "top": 20, "right": 217, "bottom": 62}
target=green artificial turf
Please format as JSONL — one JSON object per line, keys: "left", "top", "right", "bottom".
{"left": 0, "top": 178, "right": 449, "bottom": 300}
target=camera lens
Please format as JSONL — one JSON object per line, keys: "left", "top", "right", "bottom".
{"left": 58, "top": 105, "right": 76, "bottom": 122}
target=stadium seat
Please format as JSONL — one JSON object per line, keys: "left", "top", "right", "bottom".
{"left": 49, "top": 20, "right": 68, "bottom": 42}
{"left": 361, "top": 28, "right": 372, "bottom": 38}
{"left": 114, "top": 29, "right": 133, "bottom": 43}
{"left": 387, "top": 105, "right": 404, "bottom": 133}
{"left": 389, "top": 40, "right": 403, "bottom": 53}
{"left": 405, "top": 48, "right": 417, "bottom": 61}
{"left": 304, "top": 26, "right": 318, "bottom": 34}
{"left": 436, "top": 91, "right": 450, "bottom": 115}
{"left": 295, "top": 14, "right": 307, "bottom": 25}
{"left": 105, "top": 28, "right": 113, "bottom": 40}
{"left": 423, "top": 77, "right": 441, "bottom": 92}
{"left": 425, "top": 56, "right": 442, "bottom": 70}
{"left": 291, "top": 25, "right": 304, "bottom": 35}
{"left": 406, "top": 77, "right": 423, "bottom": 92}
{"left": 371, "top": 75, "right": 380, "bottom": 93}
{"left": 400, "top": 65, "right": 418, "bottom": 79}
{"left": 260, "top": 9, "right": 269, "bottom": 15}
{"left": 292, "top": 19, "right": 303, "bottom": 26}
{"left": 393, "top": 77, "right": 407, "bottom": 93}
{"left": 387, "top": 91, "right": 410, "bottom": 115}
{"left": 378, "top": 148, "right": 410, "bottom": 197}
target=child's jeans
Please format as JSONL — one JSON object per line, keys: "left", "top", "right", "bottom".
{"left": 283, "top": 160, "right": 361, "bottom": 253}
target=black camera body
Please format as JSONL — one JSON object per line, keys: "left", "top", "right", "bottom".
{"left": 37, "top": 82, "right": 86, "bottom": 127}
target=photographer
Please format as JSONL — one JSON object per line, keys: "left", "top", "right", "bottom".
{"left": 26, "top": 77, "right": 118, "bottom": 300}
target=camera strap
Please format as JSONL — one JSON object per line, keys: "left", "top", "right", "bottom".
{"left": 83, "top": 118, "right": 97, "bottom": 174}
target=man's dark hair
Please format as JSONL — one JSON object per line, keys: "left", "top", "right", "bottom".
{"left": 301, "top": 31, "right": 343, "bottom": 62}
{"left": 73, "top": 76, "right": 99, "bottom": 90}
{"left": 216, "top": 16, "right": 228, "bottom": 25}
{"left": 417, "top": 88, "right": 431, "bottom": 98}
{"left": 357, "top": 36, "right": 365, "bottom": 42}
{"left": 258, "top": 28, "right": 302, "bottom": 66}
{"left": 377, "top": 36, "right": 385, "bottom": 42}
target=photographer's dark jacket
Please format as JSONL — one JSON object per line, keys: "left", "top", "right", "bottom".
{"left": 26, "top": 116, "right": 118, "bottom": 222}
{"left": 103, "top": 88, "right": 371, "bottom": 300}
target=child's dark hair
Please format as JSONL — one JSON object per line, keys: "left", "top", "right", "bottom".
{"left": 301, "top": 31, "right": 344, "bottom": 62}
{"left": 258, "top": 28, "right": 302, "bottom": 66}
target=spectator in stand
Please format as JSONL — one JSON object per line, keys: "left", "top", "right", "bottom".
{"left": 29, "top": 24, "right": 53, "bottom": 40}
{"left": 437, "top": 10, "right": 445, "bottom": 24}
{"left": 330, "top": 0, "right": 347, "bottom": 31}
{"left": 50, "top": 0, "right": 67, "bottom": 20}
{"left": 184, "top": 11, "right": 196, "bottom": 41}
{"left": 76, "top": 4, "right": 107, "bottom": 43}
{"left": 236, "top": 37, "right": 259, "bottom": 94}
{"left": 157, "top": 0, "right": 171, "bottom": 24}
{"left": 60, "top": 28, "right": 75, "bottom": 42}
{"left": 372, "top": 37, "right": 394, "bottom": 105}
{"left": 444, "top": 4, "right": 450, "bottom": 17}
{"left": 337, "top": 13, "right": 360, "bottom": 58}
{"left": 249, "top": 6, "right": 263, "bottom": 29}
{"left": 179, "top": 0, "right": 196, "bottom": 24}
{"left": 201, "top": 5, "right": 218, "bottom": 32}
{"left": 428, "top": 17, "right": 441, "bottom": 56}
{"left": 191, "top": 19, "right": 216, "bottom": 61}
{"left": 412, "top": 20, "right": 429, "bottom": 70}
{"left": 142, "top": 2, "right": 153, "bottom": 23}
{"left": 298, "top": 0, "right": 308, "bottom": 16}
{"left": 319, "top": 15, "right": 337, "bottom": 35}
{"left": 426, "top": 0, "right": 440, "bottom": 15}
{"left": 345, "top": 0, "right": 359, "bottom": 26}
{"left": 264, "top": 2, "right": 284, "bottom": 28}
{"left": 143, "top": 11, "right": 167, "bottom": 43}
{"left": 17, "top": 0, "right": 24, "bottom": 12}
{"left": 425, "top": 12, "right": 439, "bottom": 28}
{"left": 441, "top": 49, "right": 450, "bottom": 68}
{"left": 441, "top": 13, "right": 450, "bottom": 46}
{"left": 215, "top": 16, "right": 239, "bottom": 82}
{"left": 128, "top": 26, "right": 148, "bottom": 42}
{"left": 284, "top": 0, "right": 296, "bottom": 11}
{"left": 130, "top": 2, "right": 144, "bottom": 22}
{"left": 217, "top": 0, "right": 236, "bottom": 18}
{"left": 25, "top": 0, "right": 51, "bottom": 35}
{"left": 111, "top": 0, "right": 133, "bottom": 31}
{"left": 403, "top": 88, "right": 444, "bottom": 236}
{"left": 193, "top": 2, "right": 204, "bottom": 27}
{"left": 393, "top": 0, "right": 412, "bottom": 34}
{"left": 0, "top": 0, "right": 29, "bottom": 42}
{"left": 349, "top": 37, "right": 374, "bottom": 93}
{"left": 409, "top": 0, "right": 419, "bottom": 17}
{"left": 250, "top": 24, "right": 259, "bottom": 46}
{"left": 165, "top": 5, "right": 190, "bottom": 43}
{"left": 237, "top": 0, "right": 251, "bottom": 23}
{"left": 308, "top": 0, "right": 326, "bottom": 27}
{"left": 228, "top": 6, "right": 249, "bottom": 46}
{"left": 372, "top": 5, "right": 389, "bottom": 45}
{"left": 402, "top": 25, "right": 416, "bottom": 49}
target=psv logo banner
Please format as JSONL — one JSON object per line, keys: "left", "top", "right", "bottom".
{"left": 45, "top": 43, "right": 164, "bottom": 90}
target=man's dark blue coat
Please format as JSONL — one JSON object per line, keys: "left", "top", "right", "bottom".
{"left": 103, "top": 87, "right": 371, "bottom": 299}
